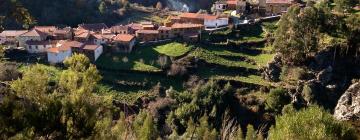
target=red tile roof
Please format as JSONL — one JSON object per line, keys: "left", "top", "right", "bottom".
{"left": 113, "top": 34, "right": 135, "bottom": 42}
{"left": 20, "top": 29, "right": 48, "bottom": 38}
{"left": 127, "top": 23, "right": 143, "bottom": 30}
{"left": 83, "top": 43, "right": 100, "bottom": 50}
{"left": 34, "top": 26, "right": 57, "bottom": 34}
{"left": 47, "top": 46, "right": 71, "bottom": 53}
{"left": 59, "top": 40, "right": 84, "bottom": 48}
{"left": 179, "top": 13, "right": 219, "bottom": 20}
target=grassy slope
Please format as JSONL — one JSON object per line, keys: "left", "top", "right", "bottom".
{"left": 154, "top": 42, "right": 192, "bottom": 57}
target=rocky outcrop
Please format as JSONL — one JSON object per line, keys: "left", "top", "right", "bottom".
{"left": 334, "top": 82, "right": 360, "bottom": 121}
{"left": 262, "top": 53, "right": 282, "bottom": 82}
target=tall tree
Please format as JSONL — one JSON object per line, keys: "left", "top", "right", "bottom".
{"left": 268, "top": 106, "right": 357, "bottom": 140}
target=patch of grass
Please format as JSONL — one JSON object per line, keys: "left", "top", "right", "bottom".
{"left": 154, "top": 42, "right": 192, "bottom": 57}
{"left": 195, "top": 44, "right": 275, "bottom": 68}
{"left": 211, "top": 75, "right": 271, "bottom": 86}
{"left": 190, "top": 48, "right": 258, "bottom": 69}
{"left": 133, "top": 61, "right": 161, "bottom": 72}
{"left": 96, "top": 45, "right": 162, "bottom": 72}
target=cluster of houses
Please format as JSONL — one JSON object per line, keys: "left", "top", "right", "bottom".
{"left": 213, "top": 0, "right": 294, "bottom": 16}
{"left": 0, "top": 12, "right": 230, "bottom": 64}
{"left": 0, "top": 0, "right": 295, "bottom": 64}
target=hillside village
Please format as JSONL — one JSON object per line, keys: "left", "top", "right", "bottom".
{"left": 0, "top": 0, "right": 360, "bottom": 139}
{"left": 0, "top": 0, "right": 296, "bottom": 64}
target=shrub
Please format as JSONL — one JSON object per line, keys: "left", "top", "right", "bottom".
{"left": 268, "top": 106, "right": 357, "bottom": 140}
{"left": 265, "top": 88, "right": 290, "bottom": 112}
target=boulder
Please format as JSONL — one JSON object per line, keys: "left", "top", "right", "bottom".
{"left": 262, "top": 53, "right": 282, "bottom": 82}
{"left": 334, "top": 82, "right": 360, "bottom": 121}
{"left": 316, "top": 66, "right": 333, "bottom": 85}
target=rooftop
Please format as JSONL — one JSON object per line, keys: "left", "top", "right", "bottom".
{"left": 83, "top": 43, "right": 100, "bottom": 50}
{"left": 0, "top": 30, "right": 28, "bottom": 37}
{"left": 179, "top": 13, "right": 219, "bottom": 20}
{"left": 113, "top": 34, "right": 135, "bottom": 42}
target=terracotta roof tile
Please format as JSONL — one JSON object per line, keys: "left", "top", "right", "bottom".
{"left": 179, "top": 13, "right": 218, "bottom": 20}
{"left": 83, "top": 44, "right": 100, "bottom": 50}
{"left": 113, "top": 34, "right": 135, "bottom": 42}
{"left": 20, "top": 29, "right": 48, "bottom": 38}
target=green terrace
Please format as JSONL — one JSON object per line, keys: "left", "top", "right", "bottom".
{"left": 96, "top": 42, "right": 192, "bottom": 72}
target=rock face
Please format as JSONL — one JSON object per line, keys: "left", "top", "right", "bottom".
{"left": 262, "top": 53, "right": 282, "bottom": 82}
{"left": 334, "top": 82, "right": 360, "bottom": 121}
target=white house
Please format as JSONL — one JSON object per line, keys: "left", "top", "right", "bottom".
{"left": 47, "top": 46, "right": 72, "bottom": 64}
{"left": 26, "top": 40, "right": 56, "bottom": 53}
{"left": 204, "top": 17, "right": 229, "bottom": 29}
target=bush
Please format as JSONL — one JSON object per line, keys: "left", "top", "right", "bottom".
{"left": 268, "top": 106, "right": 357, "bottom": 140}
{"left": 265, "top": 88, "right": 290, "bottom": 112}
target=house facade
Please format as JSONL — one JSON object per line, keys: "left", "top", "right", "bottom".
{"left": 82, "top": 43, "right": 103, "bottom": 62}
{"left": 47, "top": 45, "right": 72, "bottom": 64}
{"left": 26, "top": 40, "right": 56, "bottom": 53}
{"left": 178, "top": 13, "right": 229, "bottom": 29}
{"left": 113, "top": 34, "right": 136, "bottom": 53}
{"left": 135, "top": 30, "right": 159, "bottom": 42}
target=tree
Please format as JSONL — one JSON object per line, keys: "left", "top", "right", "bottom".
{"left": 245, "top": 125, "right": 257, "bottom": 140}
{"left": 156, "top": 1, "right": 163, "bottom": 10}
{"left": 99, "top": 1, "right": 107, "bottom": 14}
{"left": 265, "top": 88, "right": 291, "bottom": 112}
{"left": 0, "top": 0, "right": 35, "bottom": 30}
{"left": 274, "top": 5, "right": 322, "bottom": 64}
{"left": 268, "top": 106, "right": 357, "bottom": 140}
{"left": 139, "top": 113, "right": 157, "bottom": 140}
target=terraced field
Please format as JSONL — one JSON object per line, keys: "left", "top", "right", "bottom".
{"left": 95, "top": 21, "right": 279, "bottom": 103}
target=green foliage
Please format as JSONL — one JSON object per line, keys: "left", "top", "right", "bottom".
{"left": 274, "top": 5, "right": 323, "bottom": 64}
{"left": 0, "top": 55, "right": 120, "bottom": 139}
{"left": 139, "top": 113, "right": 157, "bottom": 140}
{"left": 98, "top": 1, "right": 107, "bottom": 14}
{"left": 245, "top": 125, "right": 257, "bottom": 140}
{"left": 154, "top": 42, "right": 192, "bottom": 57}
{"left": 281, "top": 104, "right": 296, "bottom": 114}
{"left": 265, "top": 88, "right": 290, "bottom": 112}
{"left": 234, "top": 127, "right": 244, "bottom": 140}
{"left": 0, "top": 0, "right": 35, "bottom": 30}
{"left": 268, "top": 106, "right": 357, "bottom": 140}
